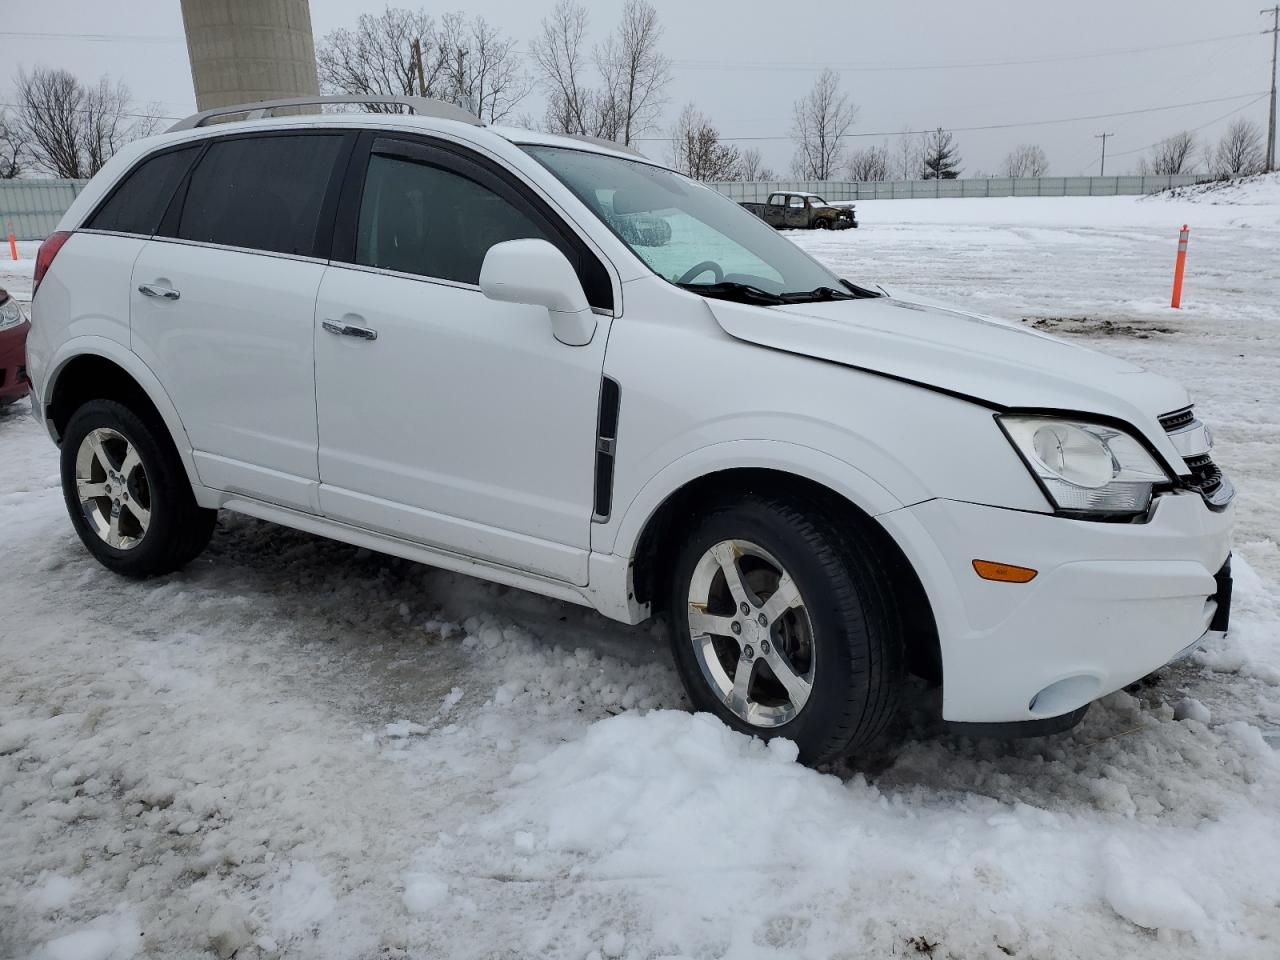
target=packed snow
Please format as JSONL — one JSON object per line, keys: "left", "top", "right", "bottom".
{"left": 2, "top": 179, "right": 1280, "bottom": 959}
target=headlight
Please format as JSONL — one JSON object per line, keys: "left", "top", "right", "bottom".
{"left": 0, "top": 296, "right": 23, "bottom": 331}
{"left": 999, "top": 415, "right": 1170, "bottom": 515}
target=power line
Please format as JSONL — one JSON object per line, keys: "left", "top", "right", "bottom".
{"left": 0, "top": 31, "right": 185, "bottom": 44}
{"left": 9, "top": 27, "right": 1253, "bottom": 69}
{"left": 660, "top": 30, "right": 1260, "bottom": 73}
{"left": 631, "top": 91, "right": 1269, "bottom": 142}
{"left": 0, "top": 102, "right": 182, "bottom": 122}
{"left": 1104, "top": 93, "right": 1270, "bottom": 159}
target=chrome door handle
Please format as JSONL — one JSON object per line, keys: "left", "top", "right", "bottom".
{"left": 138, "top": 283, "right": 180, "bottom": 301}
{"left": 322, "top": 319, "right": 378, "bottom": 341}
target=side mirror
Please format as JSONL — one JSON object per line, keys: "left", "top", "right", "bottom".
{"left": 479, "top": 239, "right": 596, "bottom": 347}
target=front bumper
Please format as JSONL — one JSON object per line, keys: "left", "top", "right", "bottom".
{"left": 0, "top": 320, "right": 30, "bottom": 402}
{"left": 880, "top": 491, "right": 1234, "bottom": 724}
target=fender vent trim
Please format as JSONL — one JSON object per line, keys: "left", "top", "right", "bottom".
{"left": 592, "top": 377, "right": 621, "bottom": 522}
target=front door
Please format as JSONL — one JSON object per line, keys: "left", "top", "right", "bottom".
{"left": 313, "top": 136, "right": 614, "bottom": 584}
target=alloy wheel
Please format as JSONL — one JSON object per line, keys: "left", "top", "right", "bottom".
{"left": 686, "top": 539, "right": 815, "bottom": 727}
{"left": 74, "top": 427, "right": 152, "bottom": 550}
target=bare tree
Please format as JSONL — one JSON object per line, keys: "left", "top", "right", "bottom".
{"left": 669, "top": 103, "right": 740, "bottom": 181}
{"left": 1211, "top": 118, "right": 1265, "bottom": 177}
{"left": 14, "top": 67, "right": 158, "bottom": 179}
{"left": 920, "top": 127, "right": 962, "bottom": 179}
{"left": 317, "top": 7, "right": 442, "bottom": 105}
{"left": 532, "top": 0, "right": 671, "bottom": 144}
{"left": 847, "top": 142, "right": 890, "bottom": 181}
{"left": 737, "top": 147, "right": 777, "bottom": 181}
{"left": 0, "top": 110, "right": 23, "bottom": 179}
{"left": 790, "top": 68, "right": 857, "bottom": 180}
{"left": 531, "top": 0, "right": 600, "bottom": 135}
{"left": 317, "top": 7, "right": 529, "bottom": 122}
{"left": 1002, "top": 143, "right": 1048, "bottom": 178}
{"left": 1148, "top": 131, "right": 1197, "bottom": 175}
{"left": 437, "top": 13, "right": 531, "bottom": 122}
{"left": 893, "top": 128, "right": 923, "bottom": 180}
{"left": 595, "top": 0, "right": 670, "bottom": 145}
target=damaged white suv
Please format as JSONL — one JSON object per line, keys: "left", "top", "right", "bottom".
{"left": 25, "top": 96, "right": 1233, "bottom": 763}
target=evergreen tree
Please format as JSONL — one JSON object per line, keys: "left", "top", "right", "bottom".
{"left": 921, "top": 127, "right": 962, "bottom": 180}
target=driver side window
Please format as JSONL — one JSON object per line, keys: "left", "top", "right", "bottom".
{"left": 355, "top": 153, "right": 554, "bottom": 285}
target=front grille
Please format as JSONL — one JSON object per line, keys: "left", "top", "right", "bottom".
{"left": 1160, "top": 406, "right": 1230, "bottom": 507}
{"left": 1183, "top": 453, "right": 1223, "bottom": 498}
{"left": 1159, "top": 406, "right": 1195, "bottom": 431}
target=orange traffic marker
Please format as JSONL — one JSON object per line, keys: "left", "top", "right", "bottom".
{"left": 6, "top": 224, "right": 16, "bottom": 262}
{"left": 1170, "top": 224, "right": 1189, "bottom": 308}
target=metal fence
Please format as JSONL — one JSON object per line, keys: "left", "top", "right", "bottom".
{"left": 0, "top": 179, "right": 89, "bottom": 240}
{"left": 711, "top": 174, "right": 1216, "bottom": 203}
{"left": 0, "top": 172, "right": 1220, "bottom": 241}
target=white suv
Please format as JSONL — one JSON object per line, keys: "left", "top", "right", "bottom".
{"left": 25, "top": 96, "right": 1234, "bottom": 763}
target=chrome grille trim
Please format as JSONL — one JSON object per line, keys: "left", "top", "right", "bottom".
{"left": 1160, "top": 406, "right": 1233, "bottom": 509}
{"left": 1158, "top": 406, "right": 1196, "bottom": 431}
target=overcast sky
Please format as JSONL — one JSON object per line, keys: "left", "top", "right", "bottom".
{"left": 3, "top": 0, "right": 1273, "bottom": 176}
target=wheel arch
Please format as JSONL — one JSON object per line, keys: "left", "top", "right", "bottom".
{"left": 43, "top": 339, "right": 207, "bottom": 500}
{"left": 621, "top": 460, "right": 942, "bottom": 685}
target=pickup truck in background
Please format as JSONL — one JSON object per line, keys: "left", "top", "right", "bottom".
{"left": 740, "top": 191, "right": 858, "bottom": 230}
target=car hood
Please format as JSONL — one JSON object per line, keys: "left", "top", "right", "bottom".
{"left": 706, "top": 293, "right": 1190, "bottom": 460}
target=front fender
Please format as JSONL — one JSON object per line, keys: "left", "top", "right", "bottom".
{"left": 607, "top": 438, "right": 906, "bottom": 561}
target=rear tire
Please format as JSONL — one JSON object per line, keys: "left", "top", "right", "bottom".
{"left": 666, "top": 493, "right": 904, "bottom": 765}
{"left": 60, "top": 399, "right": 216, "bottom": 578}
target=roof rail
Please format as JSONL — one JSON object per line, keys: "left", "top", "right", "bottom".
{"left": 166, "top": 94, "right": 482, "bottom": 133}
{"left": 562, "top": 133, "right": 647, "bottom": 159}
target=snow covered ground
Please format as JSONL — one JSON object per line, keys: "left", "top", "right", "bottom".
{"left": 2, "top": 179, "right": 1280, "bottom": 960}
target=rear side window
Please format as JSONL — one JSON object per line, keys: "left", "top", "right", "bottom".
{"left": 175, "top": 134, "right": 343, "bottom": 257}
{"left": 86, "top": 146, "right": 200, "bottom": 236}
{"left": 355, "top": 153, "right": 556, "bottom": 285}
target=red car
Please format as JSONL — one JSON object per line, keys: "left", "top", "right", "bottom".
{"left": 0, "top": 287, "right": 30, "bottom": 407}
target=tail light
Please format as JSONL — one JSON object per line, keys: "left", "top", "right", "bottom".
{"left": 33, "top": 231, "right": 73, "bottom": 297}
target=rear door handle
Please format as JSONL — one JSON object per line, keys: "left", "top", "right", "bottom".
{"left": 138, "top": 283, "right": 180, "bottom": 301}
{"left": 322, "top": 319, "right": 378, "bottom": 341}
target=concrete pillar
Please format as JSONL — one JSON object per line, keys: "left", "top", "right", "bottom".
{"left": 180, "top": 0, "right": 320, "bottom": 111}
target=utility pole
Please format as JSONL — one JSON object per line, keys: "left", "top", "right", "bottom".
{"left": 1264, "top": 6, "right": 1279, "bottom": 172}
{"left": 1094, "top": 132, "right": 1114, "bottom": 176}
{"left": 412, "top": 37, "right": 427, "bottom": 98}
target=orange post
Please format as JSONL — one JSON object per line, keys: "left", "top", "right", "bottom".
{"left": 1170, "top": 224, "right": 1189, "bottom": 308}
{"left": 5, "top": 224, "right": 16, "bottom": 262}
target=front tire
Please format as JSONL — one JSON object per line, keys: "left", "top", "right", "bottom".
{"left": 60, "top": 399, "right": 216, "bottom": 578}
{"left": 667, "top": 493, "right": 903, "bottom": 765}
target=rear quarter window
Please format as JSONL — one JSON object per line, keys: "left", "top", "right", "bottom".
{"left": 174, "top": 134, "right": 344, "bottom": 258}
{"left": 85, "top": 146, "right": 201, "bottom": 236}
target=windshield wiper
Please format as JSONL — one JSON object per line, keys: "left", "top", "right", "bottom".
{"left": 777, "top": 285, "right": 855, "bottom": 304}
{"left": 676, "top": 280, "right": 787, "bottom": 305}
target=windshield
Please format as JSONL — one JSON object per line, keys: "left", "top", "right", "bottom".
{"left": 523, "top": 145, "right": 845, "bottom": 299}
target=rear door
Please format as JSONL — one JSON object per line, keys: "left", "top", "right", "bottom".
{"left": 130, "top": 131, "right": 351, "bottom": 512}
{"left": 312, "top": 134, "right": 615, "bottom": 584}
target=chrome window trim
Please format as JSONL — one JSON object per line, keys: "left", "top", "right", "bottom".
{"left": 326, "top": 259, "right": 485, "bottom": 293}
{"left": 142, "top": 235, "right": 330, "bottom": 266}
{"left": 322, "top": 258, "right": 612, "bottom": 316}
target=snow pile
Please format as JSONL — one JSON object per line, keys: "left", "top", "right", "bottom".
{"left": 1151, "top": 171, "right": 1280, "bottom": 208}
